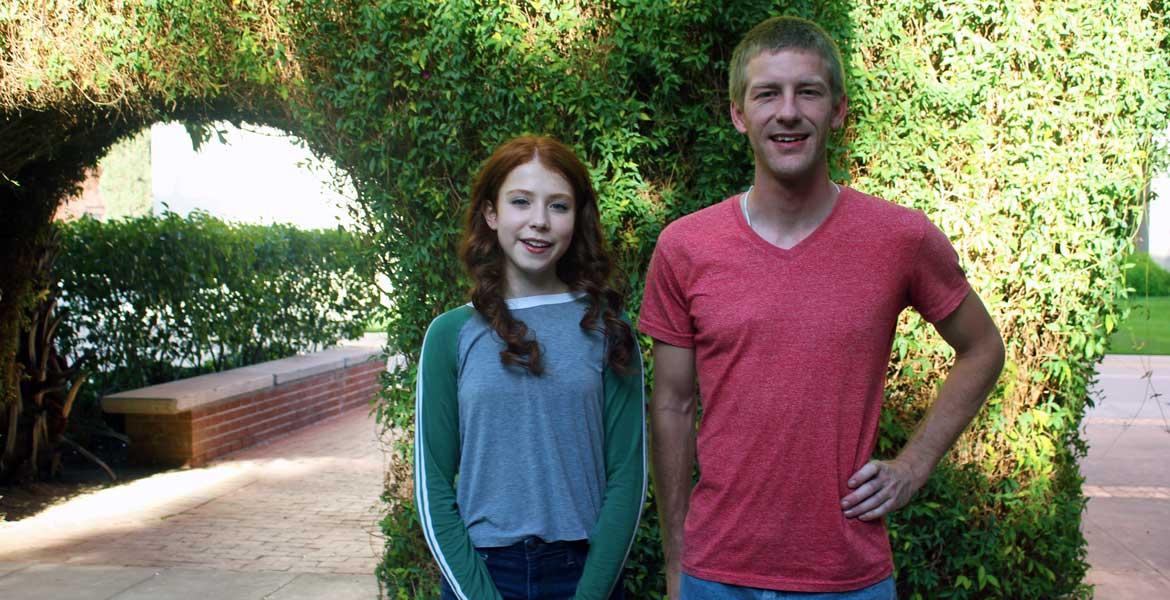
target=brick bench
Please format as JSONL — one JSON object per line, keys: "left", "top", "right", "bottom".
{"left": 102, "top": 342, "right": 386, "bottom": 466}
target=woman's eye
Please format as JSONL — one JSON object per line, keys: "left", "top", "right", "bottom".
{"left": 551, "top": 202, "right": 571, "bottom": 212}
{"left": 509, "top": 197, "right": 529, "bottom": 206}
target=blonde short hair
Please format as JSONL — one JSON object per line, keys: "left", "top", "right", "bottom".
{"left": 728, "top": 16, "right": 845, "bottom": 109}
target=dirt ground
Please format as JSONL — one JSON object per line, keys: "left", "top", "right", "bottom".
{"left": 1, "top": 440, "right": 165, "bottom": 522}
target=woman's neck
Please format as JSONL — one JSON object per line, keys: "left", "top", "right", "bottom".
{"left": 502, "top": 275, "right": 571, "bottom": 299}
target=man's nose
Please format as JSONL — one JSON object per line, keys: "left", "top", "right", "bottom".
{"left": 775, "top": 93, "right": 799, "bottom": 122}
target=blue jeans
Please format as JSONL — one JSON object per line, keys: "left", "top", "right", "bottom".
{"left": 440, "top": 537, "right": 625, "bottom": 600}
{"left": 681, "top": 572, "right": 896, "bottom": 600}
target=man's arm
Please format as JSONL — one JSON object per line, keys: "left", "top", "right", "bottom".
{"left": 649, "top": 340, "right": 698, "bottom": 600}
{"left": 841, "top": 290, "right": 1005, "bottom": 521}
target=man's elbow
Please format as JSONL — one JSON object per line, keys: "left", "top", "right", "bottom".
{"left": 989, "top": 332, "right": 1006, "bottom": 377}
{"left": 956, "top": 315, "right": 1005, "bottom": 370}
{"left": 984, "top": 320, "right": 1006, "bottom": 375}
{"left": 965, "top": 325, "right": 1006, "bottom": 395}
{"left": 969, "top": 318, "right": 1005, "bottom": 365}
{"left": 650, "top": 387, "right": 695, "bottom": 416}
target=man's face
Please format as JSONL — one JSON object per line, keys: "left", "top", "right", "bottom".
{"left": 730, "top": 49, "right": 846, "bottom": 186}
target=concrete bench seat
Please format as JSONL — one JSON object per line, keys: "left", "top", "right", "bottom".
{"left": 102, "top": 341, "right": 386, "bottom": 466}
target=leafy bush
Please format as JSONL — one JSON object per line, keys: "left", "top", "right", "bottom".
{"left": 318, "top": 2, "right": 1164, "bottom": 598}
{"left": 1124, "top": 252, "right": 1170, "bottom": 296}
{"left": 55, "top": 211, "right": 380, "bottom": 406}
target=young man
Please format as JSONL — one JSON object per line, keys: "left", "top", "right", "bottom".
{"left": 639, "top": 16, "right": 1005, "bottom": 599}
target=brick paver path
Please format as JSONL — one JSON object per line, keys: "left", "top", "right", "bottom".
{"left": 1082, "top": 354, "right": 1170, "bottom": 598}
{"left": 0, "top": 407, "right": 386, "bottom": 576}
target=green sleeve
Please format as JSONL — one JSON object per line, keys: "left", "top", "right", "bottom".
{"left": 414, "top": 307, "right": 503, "bottom": 600}
{"left": 575, "top": 333, "right": 647, "bottom": 600}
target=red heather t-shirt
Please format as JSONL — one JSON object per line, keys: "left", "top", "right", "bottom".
{"left": 639, "top": 188, "right": 970, "bottom": 592}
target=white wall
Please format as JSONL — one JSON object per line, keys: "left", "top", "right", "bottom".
{"left": 1150, "top": 171, "right": 1169, "bottom": 269}
{"left": 151, "top": 122, "right": 356, "bottom": 230}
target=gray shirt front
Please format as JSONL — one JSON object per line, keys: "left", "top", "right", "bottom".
{"left": 415, "top": 289, "right": 646, "bottom": 599}
{"left": 455, "top": 292, "right": 607, "bottom": 547}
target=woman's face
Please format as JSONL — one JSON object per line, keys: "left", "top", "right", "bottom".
{"left": 484, "top": 159, "right": 576, "bottom": 298}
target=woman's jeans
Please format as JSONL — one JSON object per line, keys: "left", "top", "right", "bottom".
{"left": 681, "top": 572, "right": 896, "bottom": 600}
{"left": 439, "top": 537, "right": 625, "bottom": 600}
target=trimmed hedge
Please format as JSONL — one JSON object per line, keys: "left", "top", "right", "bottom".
{"left": 55, "top": 211, "right": 379, "bottom": 407}
{"left": 1124, "top": 252, "right": 1170, "bottom": 296}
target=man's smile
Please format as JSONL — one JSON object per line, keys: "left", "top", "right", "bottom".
{"left": 768, "top": 133, "right": 810, "bottom": 148}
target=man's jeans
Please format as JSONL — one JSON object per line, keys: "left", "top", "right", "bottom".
{"left": 439, "top": 537, "right": 624, "bottom": 600}
{"left": 681, "top": 572, "right": 896, "bottom": 600}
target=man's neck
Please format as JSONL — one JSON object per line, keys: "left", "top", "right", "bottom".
{"left": 745, "top": 172, "right": 840, "bottom": 249}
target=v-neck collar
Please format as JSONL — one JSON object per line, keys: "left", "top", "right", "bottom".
{"left": 732, "top": 186, "right": 851, "bottom": 258}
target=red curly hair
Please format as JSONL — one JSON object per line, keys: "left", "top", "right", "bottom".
{"left": 459, "top": 135, "right": 634, "bottom": 376}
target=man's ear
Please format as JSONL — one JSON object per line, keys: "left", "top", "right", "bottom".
{"left": 831, "top": 94, "right": 848, "bottom": 130}
{"left": 729, "top": 100, "right": 749, "bottom": 134}
{"left": 483, "top": 203, "right": 498, "bottom": 230}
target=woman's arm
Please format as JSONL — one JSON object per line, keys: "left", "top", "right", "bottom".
{"left": 575, "top": 336, "right": 647, "bottom": 600}
{"left": 414, "top": 309, "right": 503, "bottom": 600}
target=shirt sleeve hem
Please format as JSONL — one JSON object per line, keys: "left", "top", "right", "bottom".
{"left": 919, "top": 282, "right": 971, "bottom": 324}
{"left": 637, "top": 320, "right": 695, "bottom": 349}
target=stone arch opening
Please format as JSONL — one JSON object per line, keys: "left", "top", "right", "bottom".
{"left": 54, "top": 121, "right": 361, "bottom": 230}
{"left": 1, "top": 88, "right": 375, "bottom": 481}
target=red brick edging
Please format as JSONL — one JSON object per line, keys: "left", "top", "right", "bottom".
{"left": 104, "top": 346, "right": 386, "bottom": 466}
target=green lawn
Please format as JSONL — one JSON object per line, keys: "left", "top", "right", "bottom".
{"left": 364, "top": 317, "right": 388, "bottom": 333}
{"left": 1108, "top": 296, "right": 1170, "bottom": 355}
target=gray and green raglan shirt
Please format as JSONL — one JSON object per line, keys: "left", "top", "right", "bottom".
{"left": 414, "top": 291, "right": 646, "bottom": 600}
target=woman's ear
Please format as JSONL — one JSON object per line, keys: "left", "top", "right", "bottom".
{"left": 483, "top": 203, "right": 498, "bottom": 230}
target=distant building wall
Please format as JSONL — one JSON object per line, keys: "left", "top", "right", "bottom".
{"left": 1149, "top": 172, "right": 1169, "bottom": 269}
{"left": 54, "top": 125, "right": 353, "bottom": 229}
{"left": 54, "top": 129, "right": 152, "bottom": 222}
{"left": 151, "top": 122, "right": 355, "bottom": 229}
{"left": 54, "top": 166, "right": 106, "bottom": 221}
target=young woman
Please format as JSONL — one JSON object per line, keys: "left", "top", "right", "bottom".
{"left": 414, "top": 135, "right": 645, "bottom": 600}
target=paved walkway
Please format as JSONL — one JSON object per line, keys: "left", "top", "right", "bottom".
{"left": 1082, "top": 354, "right": 1170, "bottom": 598}
{"left": 0, "top": 406, "right": 388, "bottom": 599}
{"left": 0, "top": 355, "right": 1166, "bottom": 598}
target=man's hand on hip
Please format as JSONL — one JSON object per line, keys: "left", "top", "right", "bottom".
{"left": 840, "top": 459, "right": 923, "bottom": 521}
{"left": 839, "top": 291, "right": 1004, "bottom": 522}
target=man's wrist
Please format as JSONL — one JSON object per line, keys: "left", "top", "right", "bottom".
{"left": 892, "top": 452, "right": 931, "bottom": 490}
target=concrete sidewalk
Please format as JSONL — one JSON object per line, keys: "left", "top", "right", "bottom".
{"left": 0, "top": 406, "right": 388, "bottom": 599}
{"left": 1083, "top": 354, "right": 1170, "bottom": 598}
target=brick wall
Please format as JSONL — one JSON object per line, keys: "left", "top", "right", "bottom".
{"left": 125, "top": 358, "right": 384, "bottom": 466}
{"left": 55, "top": 165, "right": 106, "bottom": 221}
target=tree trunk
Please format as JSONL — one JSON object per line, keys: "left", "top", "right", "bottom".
{"left": 0, "top": 159, "right": 64, "bottom": 481}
